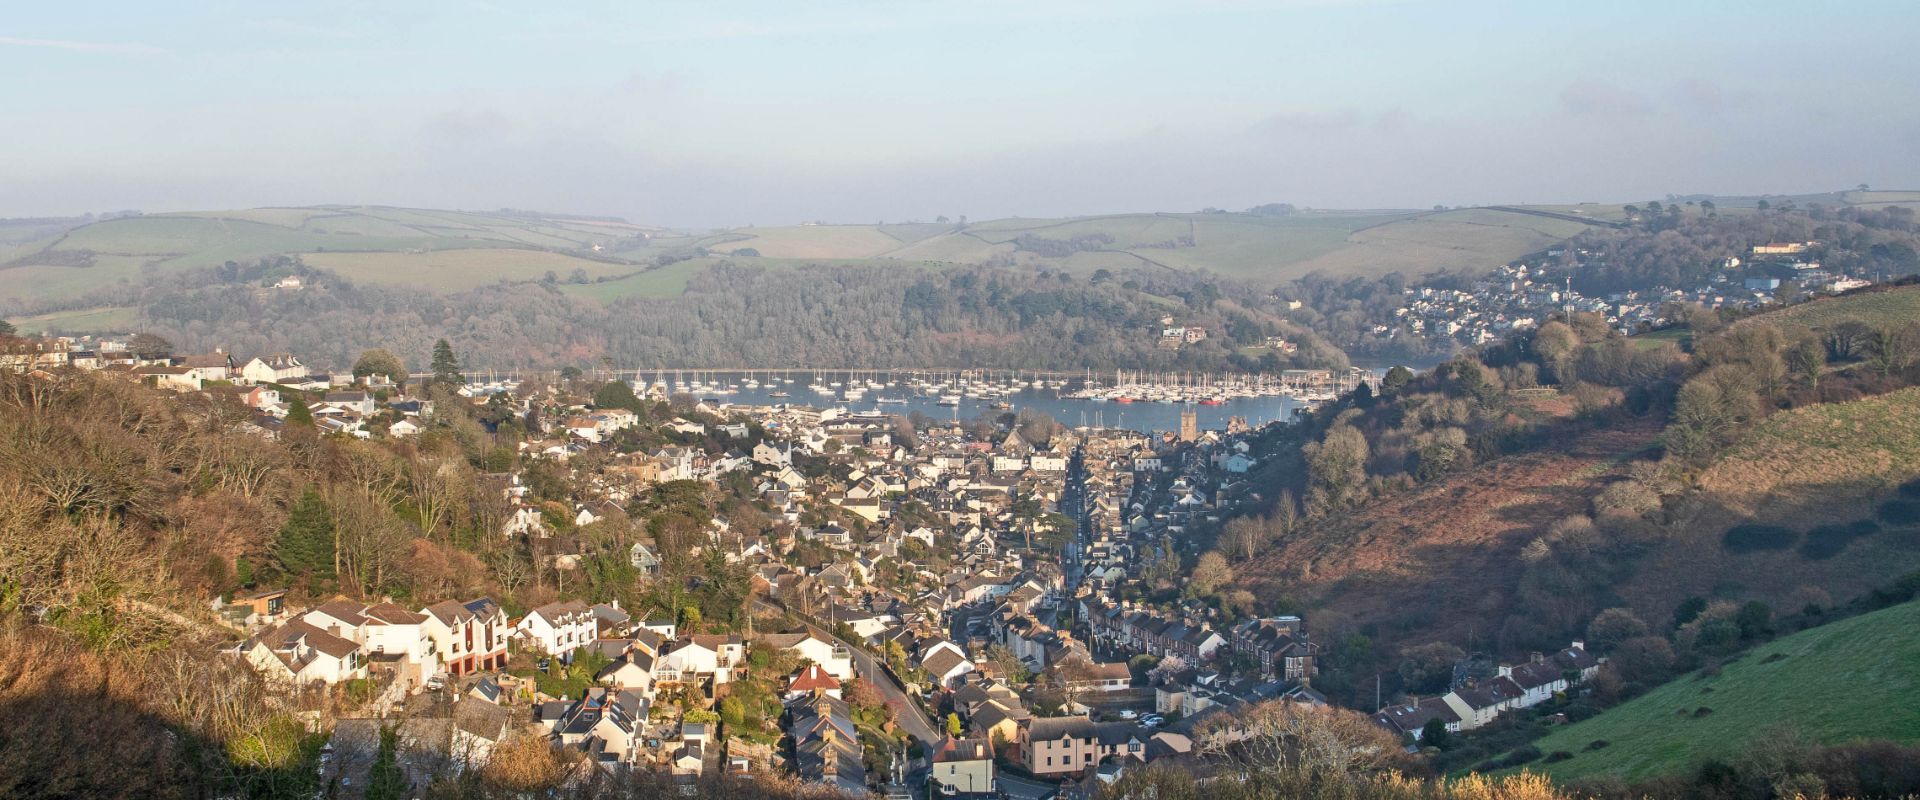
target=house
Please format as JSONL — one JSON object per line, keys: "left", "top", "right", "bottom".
{"left": 421, "top": 597, "right": 511, "bottom": 677}
{"left": 929, "top": 737, "right": 995, "bottom": 799}
{"left": 596, "top": 651, "right": 656, "bottom": 695}
{"left": 787, "top": 692, "right": 866, "bottom": 796}
{"left": 590, "top": 602, "right": 633, "bottom": 637}
{"left": 538, "top": 687, "right": 648, "bottom": 770}
{"left": 240, "top": 353, "right": 306, "bottom": 384}
{"left": 1022, "top": 716, "right": 1100, "bottom": 777}
{"left": 1021, "top": 717, "right": 1160, "bottom": 778}
{"left": 1372, "top": 697, "right": 1463, "bottom": 741}
{"left": 656, "top": 634, "right": 746, "bottom": 686}
{"left": 243, "top": 619, "right": 365, "bottom": 687}
{"left": 921, "top": 646, "right": 977, "bottom": 689}
{"left": 1228, "top": 616, "right": 1317, "bottom": 681}
{"left": 389, "top": 418, "right": 421, "bottom": 437}
{"left": 323, "top": 390, "right": 375, "bottom": 415}
{"left": 760, "top": 631, "right": 856, "bottom": 681}
{"left": 673, "top": 721, "right": 711, "bottom": 777}
{"left": 1061, "top": 660, "right": 1132, "bottom": 693}
{"left": 629, "top": 542, "right": 661, "bottom": 575}
{"left": 134, "top": 365, "right": 202, "bottom": 392}
{"left": 515, "top": 600, "right": 597, "bottom": 658}
{"left": 177, "top": 352, "right": 235, "bottom": 382}
{"left": 786, "top": 664, "right": 843, "bottom": 700}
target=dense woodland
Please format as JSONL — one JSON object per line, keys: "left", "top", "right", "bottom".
{"left": 56, "top": 260, "right": 1346, "bottom": 375}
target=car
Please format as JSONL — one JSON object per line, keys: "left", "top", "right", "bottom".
{"left": 1140, "top": 714, "right": 1165, "bottom": 728}
{"left": 1117, "top": 709, "right": 1138, "bottom": 720}
{"left": 424, "top": 676, "right": 446, "bottom": 691}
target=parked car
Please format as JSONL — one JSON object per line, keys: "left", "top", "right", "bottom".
{"left": 1117, "top": 709, "right": 1139, "bottom": 720}
{"left": 1141, "top": 714, "right": 1165, "bottom": 728}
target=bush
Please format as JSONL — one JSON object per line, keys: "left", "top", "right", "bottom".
{"left": 1586, "top": 739, "right": 1611, "bottom": 751}
{"left": 1489, "top": 745, "right": 1543, "bottom": 769}
{"left": 1798, "top": 518, "right": 1880, "bottom": 560}
{"left": 1722, "top": 523, "right": 1798, "bottom": 553}
{"left": 1544, "top": 751, "right": 1574, "bottom": 763}
{"left": 1875, "top": 498, "right": 1920, "bottom": 526}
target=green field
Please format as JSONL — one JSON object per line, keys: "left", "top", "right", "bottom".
{"left": 302, "top": 248, "right": 636, "bottom": 291}
{"left": 1508, "top": 600, "right": 1920, "bottom": 781}
{"left": 1627, "top": 326, "right": 1690, "bottom": 351}
{"left": 7, "top": 306, "right": 138, "bottom": 334}
{"left": 1739, "top": 284, "right": 1920, "bottom": 332}
{"left": 558, "top": 258, "right": 721, "bottom": 301}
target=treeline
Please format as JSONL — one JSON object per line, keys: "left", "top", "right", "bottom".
{"left": 105, "top": 260, "right": 1347, "bottom": 374}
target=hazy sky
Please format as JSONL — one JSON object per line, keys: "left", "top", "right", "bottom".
{"left": 3, "top": 0, "right": 1917, "bottom": 227}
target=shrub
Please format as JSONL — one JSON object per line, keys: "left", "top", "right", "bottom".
{"left": 1544, "top": 751, "right": 1574, "bottom": 763}
{"left": 1586, "top": 739, "right": 1611, "bottom": 751}
{"left": 1875, "top": 498, "right": 1920, "bottom": 526}
{"left": 1798, "top": 518, "right": 1880, "bottom": 560}
{"left": 1506, "top": 746, "right": 1543, "bottom": 765}
{"left": 1722, "top": 523, "right": 1798, "bottom": 553}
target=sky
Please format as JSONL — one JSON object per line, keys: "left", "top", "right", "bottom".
{"left": 2, "top": 0, "right": 1917, "bottom": 228}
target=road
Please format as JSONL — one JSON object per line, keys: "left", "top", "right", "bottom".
{"left": 753, "top": 599, "right": 941, "bottom": 746}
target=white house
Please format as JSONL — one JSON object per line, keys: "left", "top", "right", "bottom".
{"left": 240, "top": 353, "right": 306, "bottom": 385}
{"left": 655, "top": 634, "right": 746, "bottom": 685}
{"left": 515, "top": 600, "right": 597, "bottom": 657}
{"left": 243, "top": 619, "right": 365, "bottom": 687}
{"left": 759, "top": 631, "right": 855, "bottom": 681}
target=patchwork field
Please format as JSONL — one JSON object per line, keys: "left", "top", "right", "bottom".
{"left": 0, "top": 206, "right": 657, "bottom": 305}
{"left": 1511, "top": 599, "right": 1920, "bottom": 781}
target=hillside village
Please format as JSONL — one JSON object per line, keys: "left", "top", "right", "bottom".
{"left": 0, "top": 333, "right": 1426, "bottom": 797}
{"left": 0, "top": 327, "right": 1585, "bottom": 795}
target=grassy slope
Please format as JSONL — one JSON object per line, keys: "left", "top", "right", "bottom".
{"left": 558, "top": 258, "right": 722, "bottom": 301}
{"left": 1518, "top": 600, "right": 1920, "bottom": 781}
{"left": 1735, "top": 283, "right": 1920, "bottom": 332}
{"left": 8, "top": 306, "right": 139, "bottom": 334}
{"left": 301, "top": 248, "right": 635, "bottom": 291}
{"left": 1614, "top": 388, "right": 1920, "bottom": 617}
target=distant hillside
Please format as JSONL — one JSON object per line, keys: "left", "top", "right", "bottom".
{"left": 688, "top": 207, "right": 1599, "bottom": 288}
{"left": 1511, "top": 599, "right": 1920, "bottom": 781}
{"left": 0, "top": 204, "right": 1619, "bottom": 313}
{"left": 0, "top": 206, "right": 659, "bottom": 306}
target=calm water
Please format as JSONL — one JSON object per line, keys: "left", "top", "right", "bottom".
{"left": 628, "top": 371, "right": 1303, "bottom": 435}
